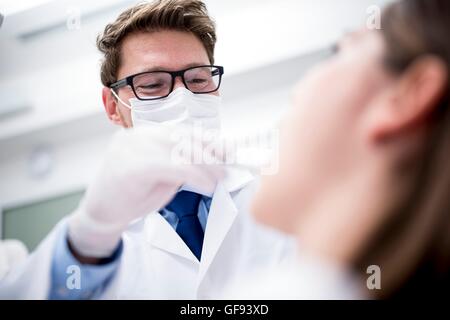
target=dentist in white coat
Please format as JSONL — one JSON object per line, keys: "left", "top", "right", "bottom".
{"left": 0, "top": 0, "right": 293, "bottom": 299}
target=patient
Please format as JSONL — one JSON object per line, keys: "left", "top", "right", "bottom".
{"left": 248, "top": 0, "right": 450, "bottom": 299}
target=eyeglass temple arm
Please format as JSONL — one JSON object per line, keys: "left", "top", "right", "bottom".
{"left": 110, "top": 78, "right": 128, "bottom": 90}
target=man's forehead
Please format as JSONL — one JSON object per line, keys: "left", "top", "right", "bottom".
{"left": 137, "top": 63, "right": 209, "bottom": 73}
{"left": 118, "top": 30, "right": 210, "bottom": 77}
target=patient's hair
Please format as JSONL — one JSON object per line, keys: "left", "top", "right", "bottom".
{"left": 355, "top": 0, "right": 450, "bottom": 299}
{"left": 96, "top": 0, "right": 216, "bottom": 87}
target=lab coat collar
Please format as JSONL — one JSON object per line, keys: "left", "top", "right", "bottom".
{"left": 143, "top": 166, "right": 255, "bottom": 267}
{"left": 180, "top": 166, "right": 254, "bottom": 197}
{"left": 222, "top": 166, "right": 254, "bottom": 193}
{"left": 144, "top": 212, "right": 199, "bottom": 263}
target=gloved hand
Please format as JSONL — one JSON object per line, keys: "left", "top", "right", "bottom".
{"left": 68, "top": 126, "right": 226, "bottom": 258}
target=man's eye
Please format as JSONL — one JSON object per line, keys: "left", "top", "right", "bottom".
{"left": 139, "top": 83, "right": 163, "bottom": 89}
{"left": 188, "top": 78, "right": 208, "bottom": 84}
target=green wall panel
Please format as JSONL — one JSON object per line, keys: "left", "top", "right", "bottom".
{"left": 2, "top": 191, "right": 85, "bottom": 251}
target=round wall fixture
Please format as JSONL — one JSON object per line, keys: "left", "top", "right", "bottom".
{"left": 28, "top": 145, "right": 54, "bottom": 179}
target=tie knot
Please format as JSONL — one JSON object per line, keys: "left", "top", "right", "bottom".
{"left": 166, "top": 190, "right": 202, "bottom": 219}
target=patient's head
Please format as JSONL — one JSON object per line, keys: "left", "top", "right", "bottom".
{"left": 253, "top": 0, "right": 450, "bottom": 297}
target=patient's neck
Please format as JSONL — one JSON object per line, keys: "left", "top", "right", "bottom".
{"left": 293, "top": 153, "right": 409, "bottom": 268}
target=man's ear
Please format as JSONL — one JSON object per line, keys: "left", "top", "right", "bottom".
{"left": 102, "top": 87, "right": 123, "bottom": 126}
{"left": 369, "top": 56, "right": 448, "bottom": 142}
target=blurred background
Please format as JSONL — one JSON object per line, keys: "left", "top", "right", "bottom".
{"left": 0, "top": 0, "right": 392, "bottom": 252}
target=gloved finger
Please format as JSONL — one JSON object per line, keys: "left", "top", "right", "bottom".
{"left": 171, "top": 137, "right": 227, "bottom": 166}
{"left": 144, "top": 182, "right": 181, "bottom": 210}
{"left": 195, "top": 163, "right": 226, "bottom": 181}
{"left": 176, "top": 165, "right": 225, "bottom": 194}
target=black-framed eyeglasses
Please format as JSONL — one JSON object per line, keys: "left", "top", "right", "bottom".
{"left": 110, "top": 65, "right": 224, "bottom": 101}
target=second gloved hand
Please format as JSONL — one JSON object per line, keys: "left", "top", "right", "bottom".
{"left": 68, "top": 126, "right": 225, "bottom": 258}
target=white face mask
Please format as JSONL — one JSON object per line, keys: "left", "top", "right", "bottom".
{"left": 112, "top": 87, "right": 221, "bottom": 130}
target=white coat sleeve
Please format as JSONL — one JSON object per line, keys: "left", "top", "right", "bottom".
{"left": 0, "top": 217, "right": 123, "bottom": 300}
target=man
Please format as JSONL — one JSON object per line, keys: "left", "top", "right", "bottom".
{"left": 0, "top": 0, "right": 293, "bottom": 299}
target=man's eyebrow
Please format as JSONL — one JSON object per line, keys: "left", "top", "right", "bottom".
{"left": 139, "top": 63, "right": 208, "bottom": 73}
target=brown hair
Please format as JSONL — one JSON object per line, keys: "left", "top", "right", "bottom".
{"left": 96, "top": 0, "right": 216, "bottom": 87}
{"left": 355, "top": 0, "right": 450, "bottom": 299}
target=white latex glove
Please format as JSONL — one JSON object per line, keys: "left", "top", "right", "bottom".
{"left": 68, "top": 126, "right": 226, "bottom": 258}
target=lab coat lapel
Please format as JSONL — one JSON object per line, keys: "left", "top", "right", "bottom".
{"left": 198, "top": 181, "right": 238, "bottom": 282}
{"left": 144, "top": 211, "right": 198, "bottom": 263}
{"left": 143, "top": 167, "right": 254, "bottom": 277}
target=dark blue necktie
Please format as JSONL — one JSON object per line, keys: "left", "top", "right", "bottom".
{"left": 165, "top": 191, "right": 204, "bottom": 260}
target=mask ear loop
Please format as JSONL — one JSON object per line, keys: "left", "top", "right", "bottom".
{"left": 110, "top": 88, "right": 132, "bottom": 110}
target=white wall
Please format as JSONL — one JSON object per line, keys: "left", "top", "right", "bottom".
{"left": 0, "top": 0, "right": 392, "bottom": 209}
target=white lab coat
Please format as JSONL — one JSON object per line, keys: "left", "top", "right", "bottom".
{"left": 224, "top": 251, "right": 365, "bottom": 300}
{"left": 0, "top": 168, "right": 295, "bottom": 299}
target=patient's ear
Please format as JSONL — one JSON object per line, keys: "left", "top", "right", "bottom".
{"left": 368, "top": 56, "right": 448, "bottom": 142}
{"left": 102, "top": 87, "right": 123, "bottom": 125}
